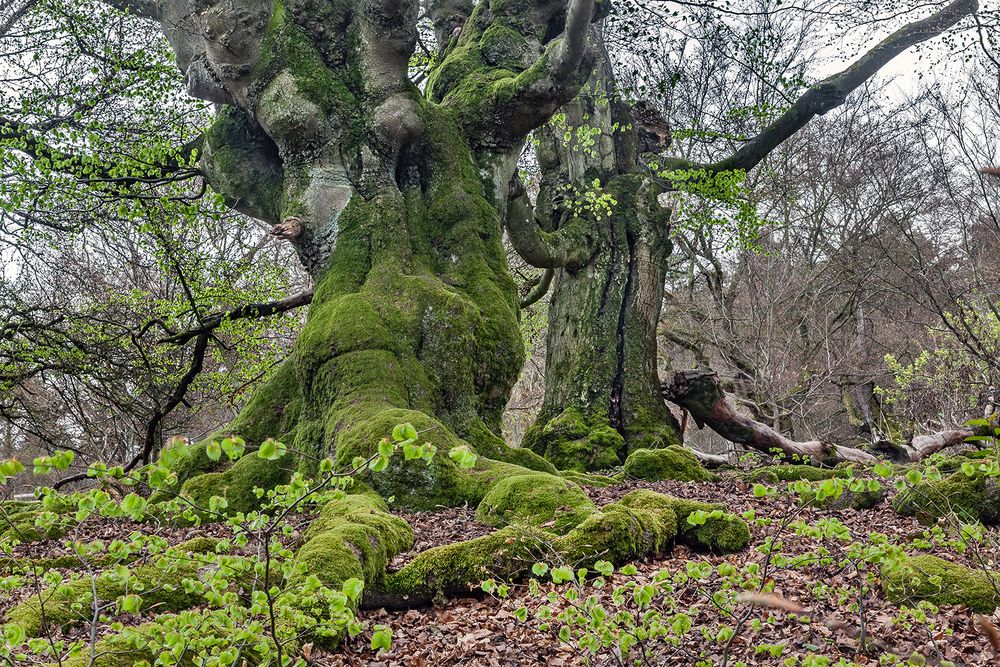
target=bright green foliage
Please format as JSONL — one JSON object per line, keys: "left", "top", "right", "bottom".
{"left": 882, "top": 554, "right": 1000, "bottom": 613}
{"left": 7, "top": 559, "right": 203, "bottom": 636}
{"left": 476, "top": 473, "right": 595, "bottom": 533}
{"left": 622, "top": 446, "right": 716, "bottom": 482}
{"left": 665, "top": 496, "right": 752, "bottom": 553}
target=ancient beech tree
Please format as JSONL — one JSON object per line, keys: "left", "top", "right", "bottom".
{"left": 94, "top": 0, "right": 623, "bottom": 510}
{"left": 511, "top": 0, "right": 979, "bottom": 470}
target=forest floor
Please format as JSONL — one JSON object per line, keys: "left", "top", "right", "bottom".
{"left": 323, "top": 476, "right": 998, "bottom": 667}
{"left": 4, "top": 474, "right": 997, "bottom": 666}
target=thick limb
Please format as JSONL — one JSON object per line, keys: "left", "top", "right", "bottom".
{"left": 665, "top": 370, "right": 978, "bottom": 465}
{"left": 663, "top": 0, "right": 979, "bottom": 175}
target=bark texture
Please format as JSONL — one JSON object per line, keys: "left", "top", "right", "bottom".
{"left": 121, "top": 0, "right": 606, "bottom": 508}
{"left": 515, "top": 0, "right": 977, "bottom": 472}
{"left": 517, "top": 39, "right": 682, "bottom": 472}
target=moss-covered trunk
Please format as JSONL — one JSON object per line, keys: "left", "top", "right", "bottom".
{"left": 523, "top": 177, "right": 681, "bottom": 470}
{"left": 518, "top": 40, "right": 681, "bottom": 471}
{"left": 221, "top": 107, "right": 554, "bottom": 508}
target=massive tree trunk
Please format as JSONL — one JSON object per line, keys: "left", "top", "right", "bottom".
{"left": 117, "top": 0, "right": 609, "bottom": 508}
{"left": 514, "top": 41, "right": 682, "bottom": 472}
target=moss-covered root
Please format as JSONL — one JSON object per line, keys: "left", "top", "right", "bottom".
{"left": 882, "top": 554, "right": 1000, "bottom": 613}
{"left": 6, "top": 557, "right": 204, "bottom": 637}
{"left": 521, "top": 407, "right": 627, "bottom": 472}
{"left": 893, "top": 471, "right": 1000, "bottom": 525}
{"left": 745, "top": 465, "right": 850, "bottom": 484}
{"left": 622, "top": 447, "right": 716, "bottom": 482}
{"left": 376, "top": 490, "right": 749, "bottom": 604}
{"left": 637, "top": 493, "right": 751, "bottom": 554}
{"left": 177, "top": 453, "right": 296, "bottom": 518}
{"left": 290, "top": 492, "right": 413, "bottom": 594}
{"left": 476, "top": 473, "right": 595, "bottom": 534}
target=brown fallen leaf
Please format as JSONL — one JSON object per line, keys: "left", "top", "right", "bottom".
{"left": 736, "top": 592, "right": 807, "bottom": 613}
{"left": 974, "top": 614, "right": 1000, "bottom": 656}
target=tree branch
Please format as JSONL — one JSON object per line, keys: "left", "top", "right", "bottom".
{"left": 520, "top": 269, "right": 554, "bottom": 308}
{"left": 552, "top": 0, "right": 597, "bottom": 78}
{"left": 505, "top": 177, "right": 595, "bottom": 269}
{"left": 664, "top": 369, "right": 981, "bottom": 465}
{"left": 664, "top": 0, "right": 979, "bottom": 175}
{"left": 160, "top": 290, "right": 314, "bottom": 346}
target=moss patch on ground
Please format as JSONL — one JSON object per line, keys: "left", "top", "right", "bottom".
{"left": 622, "top": 447, "right": 715, "bottom": 482}
{"left": 882, "top": 554, "right": 1000, "bottom": 613}
{"left": 7, "top": 558, "right": 204, "bottom": 637}
{"left": 521, "top": 407, "right": 626, "bottom": 472}
{"left": 476, "top": 473, "right": 595, "bottom": 533}
{"left": 894, "top": 471, "right": 1000, "bottom": 525}
{"left": 378, "top": 489, "right": 750, "bottom": 602}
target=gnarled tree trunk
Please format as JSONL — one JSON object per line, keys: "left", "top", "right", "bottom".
{"left": 514, "top": 40, "right": 682, "bottom": 472}
{"left": 511, "top": 0, "right": 978, "bottom": 472}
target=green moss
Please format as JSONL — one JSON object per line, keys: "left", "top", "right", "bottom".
{"left": 292, "top": 493, "right": 413, "bottom": 590}
{"left": 622, "top": 447, "right": 715, "bottom": 482}
{"left": 478, "top": 23, "right": 529, "bottom": 67}
{"left": 8, "top": 560, "right": 202, "bottom": 637}
{"left": 802, "top": 486, "right": 886, "bottom": 511}
{"left": 882, "top": 554, "right": 1000, "bottom": 613}
{"left": 179, "top": 454, "right": 295, "bottom": 518}
{"left": 669, "top": 497, "right": 752, "bottom": 554}
{"left": 559, "top": 470, "right": 621, "bottom": 487}
{"left": 746, "top": 465, "right": 850, "bottom": 483}
{"left": 476, "top": 473, "right": 595, "bottom": 533}
{"left": 382, "top": 525, "right": 544, "bottom": 600}
{"left": 58, "top": 631, "right": 154, "bottom": 667}
{"left": 894, "top": 471, "right": 1000, "bottom": 525}
{"left": 523, "top": 408, "right": 626, "bottom": 472}
{"left": 172, "top": 536, "right": 225, "bottom": 555}
{"left": 556, "top": 500, "right": 676, "bottom": 565}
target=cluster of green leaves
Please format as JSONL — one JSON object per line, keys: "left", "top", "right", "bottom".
{"left": 881, "top": 298, "right": 1000, "bottom": 425}
{"left": 652, "top": 166, "right": 768, "bottom": 252}
{"left": 0, "top": 422, "right": 475, "bottom": 665}
{"left": 556, "top": 180, "right": 620, "bottom": 223}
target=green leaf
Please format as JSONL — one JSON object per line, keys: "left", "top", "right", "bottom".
{"left": 4, "top": 623, "right": 26, "bottom": 646}
{"left": 257, "top": 438, "right": 285, "bottom": 460}
{"left": 531, "top": 562, "right": 549, "bottom": 577}
{"left": 448, "top": 445, "right": 478, "bottom": 469}
{"left": 118, "top": 594, "right": 142, "bottom": 614}
{"left": 371, "top": 626, "right": 392, "bottom": 652}
{"left": 205, "top": 439, "right": 222, "bottom": 462}
{"left": 342, "top": 578, "right": 364, "bottom": 602}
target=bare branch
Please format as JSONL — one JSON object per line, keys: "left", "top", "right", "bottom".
{"left": 520, "top": 269, "right": 554, "bottom": 308}
{"left": 664, "top": 0, "right": 979, "bottom": 174}
{"left": 161, "top": 290, "right": 314, "bottom": 346}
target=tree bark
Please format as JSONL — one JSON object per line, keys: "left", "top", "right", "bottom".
{"left": 114, "top": 0, "right": 606, "bottom": 507}
{"left": 517, "top": 36, "right": 683, "bottom": 472}
{"left": 665, "top": 370, "right": 979, "bottom": 465}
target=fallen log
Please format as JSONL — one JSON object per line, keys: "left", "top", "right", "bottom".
{"left": 664, "top": 370, "right": 978, "bottom": 465}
